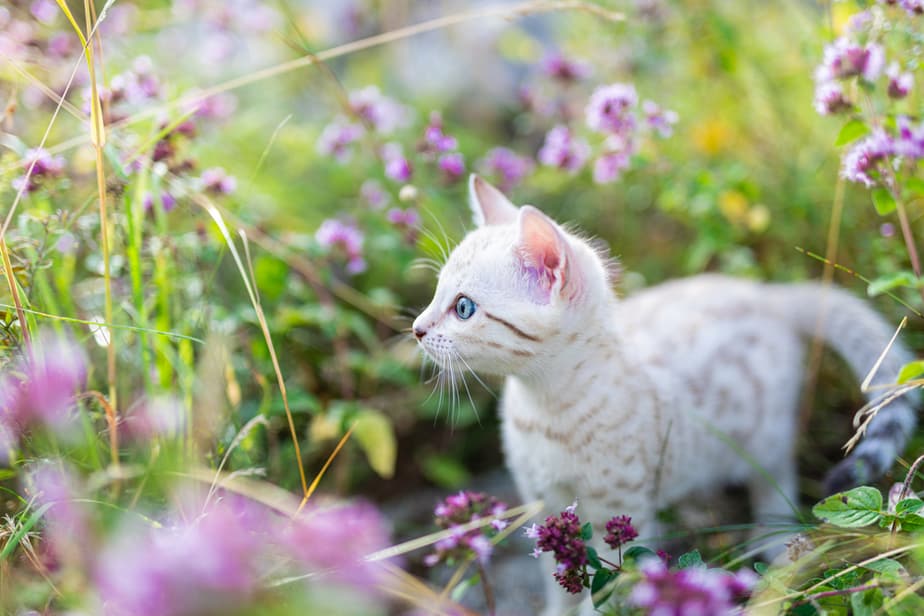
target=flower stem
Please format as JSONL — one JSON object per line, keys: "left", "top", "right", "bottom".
{"left": 477, "top": 561, "right": 496, "bottom": 616}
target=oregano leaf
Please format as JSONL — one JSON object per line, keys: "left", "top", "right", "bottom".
{"left": 812, "top": 486, "right": 883, "bottom": 528}
{"left": 835, "top": 118, "right": 869, "bottom": 146}
{"left": 871, "top": 188, "right": 897, "bottom": 215}
{"left": 678, "top": 549, "right": 705, "bottom": 569}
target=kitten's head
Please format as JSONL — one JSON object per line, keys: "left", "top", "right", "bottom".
{"left": 412, "top": 175, "right": 615, "bottom": 377}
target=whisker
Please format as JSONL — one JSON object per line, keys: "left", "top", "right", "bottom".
{"left": 454, "top": 351, "right": 480, "bottom": 426}
{"left": 456, "top": 353, "right": 496, "bottom": 400}
{"left": 417, "top": 225, "right": 450, "bottom": 264}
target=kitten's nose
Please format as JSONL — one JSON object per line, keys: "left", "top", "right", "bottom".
{"left": 413, "top": 325, "right": 426, "bottom": 340}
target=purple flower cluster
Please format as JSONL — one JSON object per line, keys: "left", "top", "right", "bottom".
{"left": 382, "top": 142, "right": 413, "bottom": 183}
{"left": 94, "top": 492, "right": 389, "bottom": 616}
{"left": 841, "top": 116, "right": 924, "bottom": 187}
{"left": 478, "top": 147, "right": 534, "bottom": 193}
{"left": 525, "top": 502, "right": 588, "bottom": 594}
{"left": 386, "top": 207, "right": 421, "bottom": 243}
{"left": 349, "top": 86, "right": 409, "bottom": 135}
{"left": 120, "top": 396, "right": 186, "bottom": 442}
{"left": 286, "top": 501, "right": 390, "bottom": 588}
{"left": 418, "top": 112, "right": 466, "bottom": 183}
{"left": 629, "top": 557, "right": 758, "bottom": 616}
{"left": 537, "top": 82, "right": 676, "bottom": 183}
{"left": 315, "top": 218, "right": 366, "bottom": 274}
{"left": 811, "top": 24, "right": 914, "bottom": 115}
{"left": 586, "top": 83, "right": 639, "bottom": 135}
{"left": 425, "top": 491, "right": 508, "bottom": 567}
{"left": 12, "top": 147, "right": 65, "bottom": 194}
{"left": 603, "top": 515, "right": 638, "bottom": 550}
{"left": 886, "top": 63, "right": 914, "bottom": 99}
{"left": 0, "top": 331, "right": 87, "bottom": 447}
{"left": 200, "top": 166, "right": 238, "bottom": 195}
{"left": 880, "top": 0, "right": 924, "bottom": 16}
{"left": 360, "top": 179, "right": 390, "bottom": 210}
{"left": 539, "top": 125, "right": 591, "bottom": 174}
{"left": 541, "top": 51, "right": 593, "bottom": 84}
{"left": 25, "top": 463, "right": 93, "bottom": 568}
{"left": 316, "top": 119, "right": 364, "bottom": 162}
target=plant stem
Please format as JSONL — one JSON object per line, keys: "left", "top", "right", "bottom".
{"left": 477, "top": 561, "right": 496, "bottom": 616}
{"left": 893, "top": 196, "right": 924, "bottom": 305}
{"left": 0, "top": 239, "right": 30, "bottom": 350}
{"left": 791, "top": 583, "right": 880, "bottom": 607}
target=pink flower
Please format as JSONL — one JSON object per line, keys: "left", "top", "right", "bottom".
{"left": 285, "top": 501, "right": 390, "bottom": 589}
{"left": 642, "top": 100, "right": 678, "bottom": 137}
{"left": 479, "top": 147, "right": 534, "bottom": 192}
{"left": 629, "top": 557, "right": 757, "bottom": 615}
{"left": 1, "top": 330, "right": 87, "bottom": 434}
{"left": 200, "top": 166, "right": 237, "bottom": 195}
{"left": 887, "top": 62, "right": 913, "bottom": 99}
{"left": 540, "top": 51, "right": 593, "bottom": 83}
{"left": 814, "top": 81, "right": 853, "bottom": 115}
{"left": 423, "top": 112, "right": 458, "bottom": 153}
{"left": 316, "top": 219, "right": 366, "bottom": 275}
{"left": 95, "top": 495, "right": 270, "bottom": 616}
{"left": 382, "top": 143, "right": 413, "bottom": 182}
{"left": 317, "top": 118, "right": 364, "bottom": 162}
{"left": 360, "top": 179, "right": 389, "bottom": 210}
{"left": 438, "top": 152, "right": 465, "bottom": 182}
{"left": 585, "top": 83, "right": 638, "bottom": 135}
{"left": 348, "top": 86, "right": 408, "bottom": 134}
{"left": 538, "top": 125, "right": 590, "bottom": 173}
{"left": 816, "top": 38, "right": 885, "bottom": 83}
{"left": 426, "top": 491, "right": 508, "bottom": 568}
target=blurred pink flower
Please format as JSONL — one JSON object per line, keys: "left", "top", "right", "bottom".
{"left": 285, "top": 501, "right": 390, "bottom": 589}
{"left": 316, "top": 219, "right": 366, "bottom": 275}
{"left": 479, "top": 147, "right": 534, "bottom": 193}
{"left": 0, "top": 330, "right": 87, "bottom": 434}
{"left": 538, "top": 125, "right": 590, "bottom": 173}
{"left": 200, "top": 166, "right": 237, "bottom": 195}
{"left": 349, "top": 86, "right": 409, "bottom": 135}
{"left": 540, "top": 51, "right": 592, "bottom": 83}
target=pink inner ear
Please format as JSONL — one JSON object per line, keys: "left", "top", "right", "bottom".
{"left": 517, "top": 207, "right": 567, "bottom": 301}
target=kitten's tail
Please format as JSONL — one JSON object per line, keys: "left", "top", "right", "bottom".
{"left": 774, "top": 282, "right": 918, "bottom": 494}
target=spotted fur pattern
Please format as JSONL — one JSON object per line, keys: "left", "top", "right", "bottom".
{"left": 413, "top": 176, "right": 917, "bottom": 614}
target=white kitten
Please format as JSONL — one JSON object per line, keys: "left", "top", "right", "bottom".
{"left": 413, "top": 175, "right": 917, "bottom": 614}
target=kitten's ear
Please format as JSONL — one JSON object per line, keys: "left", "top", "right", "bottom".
{"left": 469, "top": 174, "right": 518, "bottom": 227}
{"left": 516, "top": 206, "right": 581, "bottom": 302}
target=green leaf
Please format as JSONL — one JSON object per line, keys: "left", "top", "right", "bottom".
{"left": 586, "top": 546, "right": 602, "bottom": 570}
{"left": 862, "top": 558, "right": 905, "bottom": 582}
{"left": 812, "top": 486, "right": 884, "bottom": 528}
{"left": 851, "top": 588, "right": 884, "bottom": 616}
{"left": 581, "top": 522, "right": 593, "bottom": 541}
{"left": 871, "top": 188, "right": 897, "bottom": 215}
{"left": 898, "top": 360, "right": 924, "bottom": 384}
{"left": 754, "top": 561, "right": 769, "bottom": 575}
{"left": 591, "top": 569, "right": 616, "bottom": 608}
{"left": 623, "top": 546, "right": 657, "bottom": 563}
{"left": 904, "top": 178, "right": 924, "bottom": 198}
{"left": 835, "top": 118, "right": 869, "bottom": 146}
{"left": 352, "top": 409, "right": 397, "bottom": 479}
{"left": 897, "top": 513, "right": 924, "bottom": 532}
{"left": 678, "top": 549, "right": 705, "bottom": 569}
{"left": 868, "top": 271, "right": 919, "bottom": 297}
{"left": 896, "top": 498, "right": 924, "bottom": 516}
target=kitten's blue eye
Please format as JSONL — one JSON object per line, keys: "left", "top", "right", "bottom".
{"left": 455, "top": 296, "right": 477, "bottom": 320}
